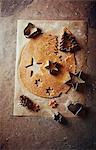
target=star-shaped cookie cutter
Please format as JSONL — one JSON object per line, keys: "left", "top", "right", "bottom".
{"left": 66, "top": 71, "right": 85, "bottom": 90}
{"left": 45, "top": 60, "right": 61, "bottom": 75}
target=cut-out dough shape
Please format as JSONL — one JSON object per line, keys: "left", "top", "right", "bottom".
{"left": 35, "top": 79, "right": 42, "bottom": 87}
{"left": 19, "top": 33, "right": 77, "bottom": 98}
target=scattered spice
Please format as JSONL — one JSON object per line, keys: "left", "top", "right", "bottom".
{"left": 20, "top": 95, "right": 40, "bottom": 112}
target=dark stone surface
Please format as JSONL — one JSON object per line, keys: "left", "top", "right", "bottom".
{"left": 0, "top": 0, "right": 96, "bottom": 150}
{"left": 1, "top": 0, "right": 33, "bottom": 16}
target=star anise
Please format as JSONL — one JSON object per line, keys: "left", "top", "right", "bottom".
{"left": 45, "top": 60, "right": 61, "bottom": 75}
{"left": 60, "top": 28, "right": 80, "bottom": 53}
{"left": 66, "top": 71, "right": 85, "bottom": 90}
{"left": 24, "top": 23, "right": 42, "bottom": 38}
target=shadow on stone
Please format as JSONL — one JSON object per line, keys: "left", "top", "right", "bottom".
{"left": 88, "top": 2, "right": 96, "bottom": 29}
{"left": 78, "top": 107, "right": 90, "bottom": 119}
{"left": 76, "top": 72, "right": 90, "bottom": 93}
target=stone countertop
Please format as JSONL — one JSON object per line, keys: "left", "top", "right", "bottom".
{"left": 0, "top": 1, "right": 96, "bottom": 150}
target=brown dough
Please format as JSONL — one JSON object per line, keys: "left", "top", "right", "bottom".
{"left": 18, "top": 33, "right": 76, "bottom": 98}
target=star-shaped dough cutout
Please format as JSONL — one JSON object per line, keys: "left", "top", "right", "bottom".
{"left": 66, "top": 71, "right": 85, "bottom": 90}
{"left": 25, "top": 58, "right": 41, "bottom": 76}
